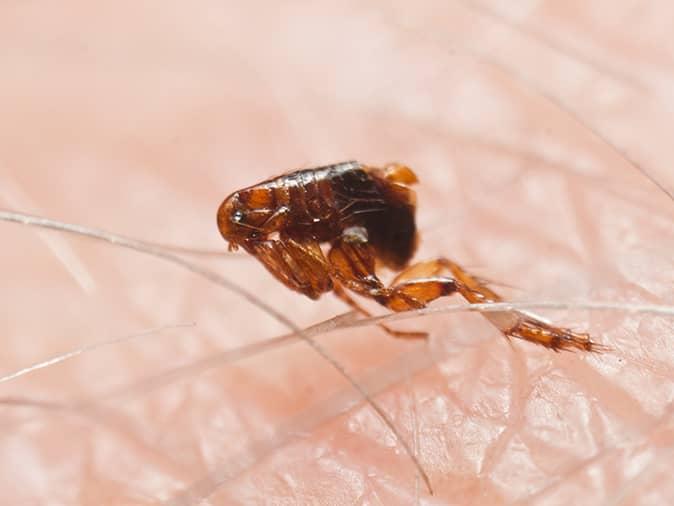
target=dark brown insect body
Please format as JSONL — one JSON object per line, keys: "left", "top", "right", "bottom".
{"left": 218, "top": 161, "right": 602, "bottom": 351}
{"left": 218, "top": 161, "right": 418, "bottom": 274}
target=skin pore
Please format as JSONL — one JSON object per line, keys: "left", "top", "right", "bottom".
{"left": 2, "top": 2, "right": 674, "bottom": 505}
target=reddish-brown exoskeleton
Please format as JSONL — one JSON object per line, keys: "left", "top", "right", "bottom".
{"left": 218, "top": 161, "right": 600, "bottom": 351}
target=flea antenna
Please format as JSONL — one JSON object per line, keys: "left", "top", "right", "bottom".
{"left": 0, "top": 209, "right": 434, "bottom": 495}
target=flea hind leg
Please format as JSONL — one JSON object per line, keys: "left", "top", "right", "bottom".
{"left": 395, "top": 258, "right": 602, "bottom": 352}
{"left": 330, "top": 234, "right": 602, "bottom": 351}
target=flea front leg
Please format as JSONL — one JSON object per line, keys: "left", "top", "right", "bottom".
{"left": 246, "top": 237, "right": 332, "bottom": 300}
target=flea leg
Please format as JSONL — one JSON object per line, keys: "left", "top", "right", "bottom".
{"left": 328, "top": 228, "right": 459, "bottom": 338}
{"left": 246, "top": 237, "right": 332, "bottom": 299}
{"left": 332, "top": 281, "right": 427, "bottom": 339}
{"left": 403, "top": 258, "right": 603, "bottom": 352}
{"left": 330, "top": 236, "right": 602, "bottom": 351}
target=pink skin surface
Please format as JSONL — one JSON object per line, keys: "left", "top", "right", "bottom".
{"left": 2, "top": 2, "right": 674, "bottom": 504}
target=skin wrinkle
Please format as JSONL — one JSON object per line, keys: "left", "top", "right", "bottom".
{"left": 164, "top": 347, "right": 439, "bottom": 505}
{"left": 491, "top": 60, "right": 674, "bottom": 206}
{"left": 463, "top": 203, "right": 585, "bottom": 264}
{"left": 21, "top": 322, "right": 426, "bottom": 500}
{"left": 375, "top": 110, "right": 673, "bottom": 222}
{"left": 558, "top": 357, "right": 655, "bottom": 434}
{"left": 479, "top": 348, "right": 529, "bottom": 479}
{"left": 2, "top": 2, "right": 674, "bottom": 505}
{"left": 562, "top": 172, "right": 610, "bottom": 285}
{"left": 411, "top": 390, "right": 422, "bottom": 505}
{"left": 515, "top": 451, "right": 609, "bottom": 505}
{"left": 446, "top": 158, "right": 575, "bottom": 257}
{"left": 397, "top": 356, "right": 424, "bottom": 503}
{"left": 606, "top": 406, "right": 674, "bottom": 505}
{"left": 5, "top": 398, "right": 191, "bottom": 494}
{"left": 453, "top": 0, "right": 647, "bottom": 93}
{"left": 510, "top": 376, "right": 613, "bottom": 504}
{"left": 400, "top": 119, "right": 660, "bottom": 255}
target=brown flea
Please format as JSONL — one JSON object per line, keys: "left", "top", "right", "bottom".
{"left": 218, "top": 161, "right": 603, "bottom": 352}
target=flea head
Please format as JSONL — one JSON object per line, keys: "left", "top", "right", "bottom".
{"left": 217, "top": 192, "right": 259, "bottom": 251}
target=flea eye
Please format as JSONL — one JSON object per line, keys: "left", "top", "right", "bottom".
{"left": 232, "top": 210, "right": 244, "bottom": 223}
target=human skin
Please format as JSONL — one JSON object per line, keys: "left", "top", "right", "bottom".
{"left": 2, "top": 1, "right": 674, "bottom": 505}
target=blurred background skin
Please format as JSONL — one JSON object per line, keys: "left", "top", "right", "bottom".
{"left": 2, "top": 1, "right": 674, "bottom": 504}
